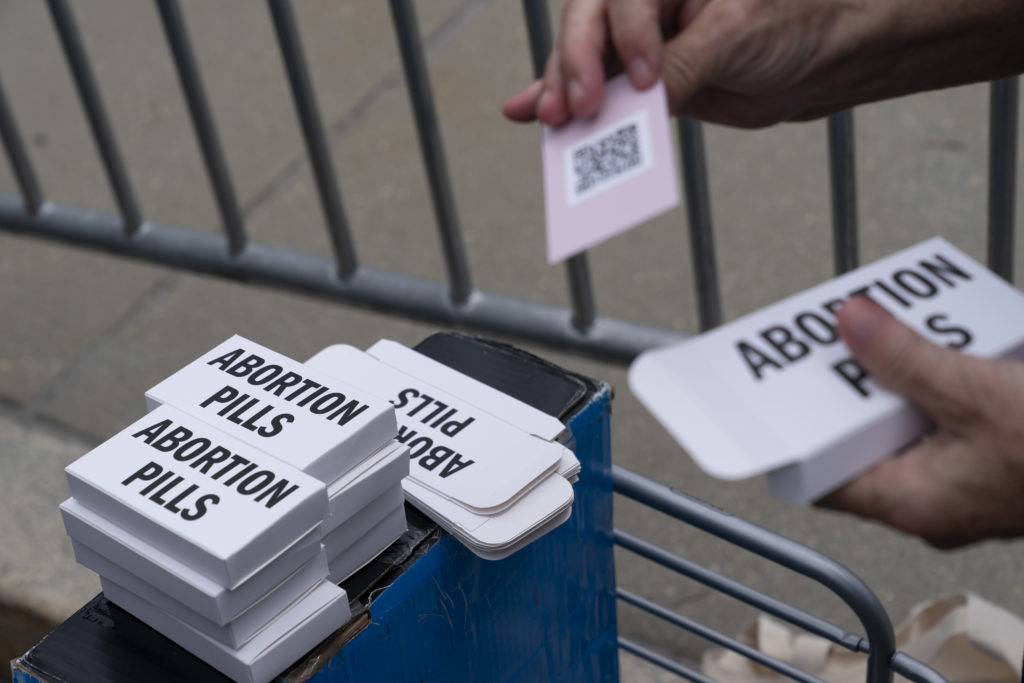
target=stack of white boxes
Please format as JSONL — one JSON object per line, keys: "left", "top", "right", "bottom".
{"left": 61, "top": 336, "right": 410, "bottom": 683}
{"left": 307, "top": 340, "right": 580, "bottom": 560}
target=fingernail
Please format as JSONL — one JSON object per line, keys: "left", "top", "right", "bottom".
{"left": 567, "top": 79, "right": 585, "bottom": 113}
{"left": 628, "top": 57, "right": 654, "bottom": 87}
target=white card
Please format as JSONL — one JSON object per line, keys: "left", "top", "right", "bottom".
{"left": 147, "top": 335, "right": 396, "bottom": 482}
{"left": 367, "top": 339, "right": 570, "bottom": 442}
{"left": 542, "top": 75, "right": 679, "bottom": 263}
{"left": 305, "top": 345, "right": 564, "bottom": 514}
{"left": 65, "top": 404, "right": 328, "bottom": 588}
{"left": 629, "top": 237, "right": 1024, "bottom": 500}
{"left": 403, "top": 475, "right": 572, "bottom": 559}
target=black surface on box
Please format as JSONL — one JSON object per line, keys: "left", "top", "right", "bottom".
{"left": 15, "top": 333, "right": 592, "bottom": 683}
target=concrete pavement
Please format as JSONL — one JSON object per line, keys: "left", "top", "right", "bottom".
{"left": 2, "top": 0, "right": 1024, "bottom": 680}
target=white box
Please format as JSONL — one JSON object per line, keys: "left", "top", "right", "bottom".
{"left": 404, "top": 473, "right": 573, "bottom": 560}
{"left": 629, "top": 237, "right": 1024, "bottom": 502}
{"left": 323, "top": 440, "right": 408, "bottom": 534}
{"left": 367, "top": 340, "right": 581, "bottom": 479}
{"left": 61, "top": 498, "right": 321, "bottom": 624}
{"left": 306, "top": 344, "right": 567, "bottom": 514}
{"left": 147, "top": 335, "right": 397, "bottom": 482}
{"left": 323, "top": 484, "right": 405, "bottom": 558}
{"left": 102, "top": 579, "right": 350, "bottom": 683}
{"left": 367, "top": 339, "right": 570, "bottom": 442}
{"left": 327, "top": 504, "right": 408, "bottom": 584}
{"left": 94, "top": 550, "right": 328, "bottom": 648}
{"left": 65, "top": 404, "right": 327, "bottom": 588}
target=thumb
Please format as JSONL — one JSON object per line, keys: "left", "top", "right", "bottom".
{"left": 837, "top": 297, "right": 971, "bottom": 421}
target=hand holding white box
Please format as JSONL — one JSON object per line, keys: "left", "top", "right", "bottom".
{"left": 630, "top": 238, "right": 1024, "bottom": 503}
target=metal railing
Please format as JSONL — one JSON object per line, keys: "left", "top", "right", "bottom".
{"left": 1, "top": 1, "right": 1017, "bottom": 680}
{"left": 0, "top": 1, "right": 1017, "bottom": 359}
{"left": 612, "top": 465, "right": 946, "bottom": 682}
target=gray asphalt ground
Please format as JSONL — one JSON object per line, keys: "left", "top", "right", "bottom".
{"left": 2, "top": 1, "right": 1024, "bottom": 681}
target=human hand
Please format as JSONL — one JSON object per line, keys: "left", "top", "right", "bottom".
{"left": 502, "top": 0, "right": 1024, "bottom": 129}
{"left": 818, "top": 296, "right": 1024, "bottom": 549}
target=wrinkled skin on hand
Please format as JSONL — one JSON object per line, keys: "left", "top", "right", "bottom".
{"left": 503, "top": 0, "right": 1024, "bottom": 128}
{"left": 820, "top": 297, "right": 1024, "bottom": 549}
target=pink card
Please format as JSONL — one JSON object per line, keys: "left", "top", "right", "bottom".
{"left": 542, "top": 75, "right": 679, "bottom": 263}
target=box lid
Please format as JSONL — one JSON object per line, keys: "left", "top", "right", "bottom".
{"left": 146, "top": 335, "right": 397, "bottom": 482}
{"left": 306, "top": 344, "right": 567, "bottom": 514}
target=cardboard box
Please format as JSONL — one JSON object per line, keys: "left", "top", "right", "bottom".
{"left": 65, "top": 404, "right": 328, "bottom": 588}
{"left": 305, "top": 344, "right": 568, "bottom": 514}
{"left": 94, "top": 551, "right": 328, "bottom": 648}
{"left": 102, "top": 579, "right": 350, "bottom": 683}
{"left": 629, "top": 237, "right": 1024, "bottom": 502}
{"left": 61, "top": 498, "right": 321, "bottom": 624}
{"left": 147, "top": 335, "right": 397, "bottom": 482}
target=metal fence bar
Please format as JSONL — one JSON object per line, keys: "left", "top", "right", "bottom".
{"left": 890, "top": 652, "right": 950, "bottom": 683}
{"left": 0, "top": 78, "right": 43, "bottom": 215}
{"left": 618, "top": 587, "right": 827, "bottom": 683}
{"left": 389, "top": 0, "right": 473, "bottom": 304}
{"left": 615, "top": 529, "right": 862, "bottom": 651}
{"left": 828, "top": 110, "right": 858, "bottom": 274}
{"left": 268, "top": 0, "right": 357, "bottom": 278}
{"left": 0, "top": 193, "right": 680, "bottom": 360}
{"left": 155, "top": 0, "right": 246, "bottom": 255}
{"left": 678, "top": 118, "right": 721, "bottom": 330}
{"left": 520, "top": 0, "right": 550, "bottom": 78}
{"left": 613, "top": 464, "right": 900, "bottom": 682}
{"left": 47, "top": 0, "right": 142, "bottom": 235}
{"left": 618, "top": 637, "right": 716, "bottom": 683}
{"left": 988, "top": 77, "right": 1018, "bottom": 282}
{"left": 520, "top": 0, "right": 598, "bottom": 332}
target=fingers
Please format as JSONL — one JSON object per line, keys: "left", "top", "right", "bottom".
{"left": 502, "top": 79, "right": 544, "bottom": 122}
{"left": 816, "top": 440, "right": 972, "bottom": 548}
{"left": 536, "top": 49, "right": 573, "bottom": 126}
{"left": 607, "top": 0, "right": 662, "bottom": 89}
{"left": 555, "top": 0, "right": 609, "bottom": 119}
{"left": 837, "top": 297, "right": 980, "bottom": 424}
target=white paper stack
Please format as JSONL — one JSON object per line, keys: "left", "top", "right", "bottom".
{"left": 144, "top": 335, "right": 411, "bottom": 584}
{"left": 61, "top": 405, "right": 349, "bottom": 683}
{"left": 306, "top": 340, "right": 580, "bottom": 560}
{"left": 629, "top": 237, "right": 1024, "bottom": 503}
{"left": 321, "top": 440, "right": 410, "bottom": 583}
{"left": 61, "top": 335, "right": 413, "bottom": 683}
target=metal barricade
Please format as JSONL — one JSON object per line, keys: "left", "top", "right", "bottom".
{"left": 1, "top": 1, "right": 1019, "bottom": 680}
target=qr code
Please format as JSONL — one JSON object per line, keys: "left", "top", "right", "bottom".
{"left": 572, "top": 123, "right": 642, "bottom": 195}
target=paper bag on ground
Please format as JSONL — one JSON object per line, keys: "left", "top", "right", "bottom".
{"left": 701, "top": 592, "right": 1024, "bottom": 682}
